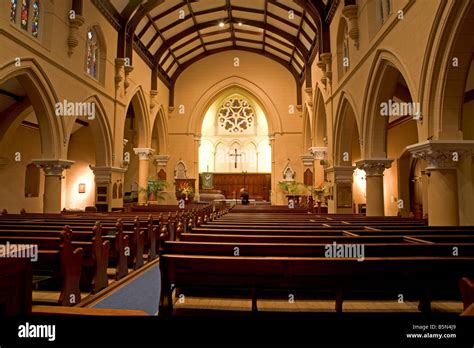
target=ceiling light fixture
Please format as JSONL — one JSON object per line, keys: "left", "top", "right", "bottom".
{"left": 238, "top": 22, "right": 243, "bottom": 26}
{"left": 219, "top": 22, "right": 225, "bottom": 28}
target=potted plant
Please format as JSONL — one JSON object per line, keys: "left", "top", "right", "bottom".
{"left": 140, "top": 176, "right": 168, "bottom": 204}
{"left": 278, "top": 181, "right": 302, "bottom": 205}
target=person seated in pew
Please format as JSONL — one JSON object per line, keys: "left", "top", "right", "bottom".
{"left": 240, "top": 188, "right": 249, "bottom": 205}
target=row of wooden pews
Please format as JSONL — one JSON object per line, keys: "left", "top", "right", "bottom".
{"left": 158, "top": 208, "right": 474, "bottom": 315}
{"left": 0, "top": 203, "right": 228, "bottom": 311}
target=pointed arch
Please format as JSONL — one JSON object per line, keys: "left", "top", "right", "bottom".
{"left": 421, "top": 0, "right": 474, "bottom": 139}
{"left": 333, "top": 92, "right": 361, "bottom": 166}
{"left": 126, "top": 86, "right": 151, "bottom": 148}
{"left": 151, "top": 104, "right": 168, "bottom": 155}
{"left": 85, "top": 24, "right": 107, "bottom": 84}
{"left": 312, "top": 86, "right": 328, "bottom": 147}
{"left": 65, "top": 95, "right": 113, "bottom": 167}
{"left": 0, "top": 58, "right": 63, "bottom": 158}
{"left": 336, "top": 17, "right": 350, "bottom": 81}
{"left": 302, "top": 106, "right": 312, "bottom": 151}
{"left": 188, "top": 76, "right": 282, "bottom": 135}
{"left": 361, "top": 49, "right": 419, "bottom": 158}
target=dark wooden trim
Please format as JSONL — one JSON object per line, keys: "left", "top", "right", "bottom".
{"left": 75, "top": 119, "right": 89, "bottom": 127}
{"left": 71, "top": 0, "right": 83, "bottom": 15}
{"left": 0, "top": 89, "right": 24, "bottom": 102}
{"left": 21, "top": 121, "right": 39, "bottom": 130}
{"left": 465, "top": 89, "right": 474, "bottom": 103}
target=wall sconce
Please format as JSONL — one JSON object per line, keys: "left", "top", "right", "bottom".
{"left": 78, "top": 183, "right": 86, "bottom": 193}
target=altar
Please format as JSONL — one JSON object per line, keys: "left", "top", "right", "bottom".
{"left": 199, "top": 172, "right": 271, "bottom": 201}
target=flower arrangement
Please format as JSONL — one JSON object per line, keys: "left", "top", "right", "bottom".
{"left": 179, "top": 182, "right": 194, "bottom": 199}
{"left": 312, "top": 182, "right": 327, "bottom": 202}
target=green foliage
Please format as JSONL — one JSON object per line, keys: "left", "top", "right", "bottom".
{"left": 278, "top": 181, "right": 301, "bottom": 195}
{"left": 140, "top": 176, "right": 168, "bottom": 201}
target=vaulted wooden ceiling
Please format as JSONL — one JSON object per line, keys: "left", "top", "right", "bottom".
{"left": 93, "top": 0, "right": 333, "bottom": 100}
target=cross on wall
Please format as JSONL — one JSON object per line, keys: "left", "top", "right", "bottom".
{"left": 229, "top": 148, "right": 242, "bottom": 169}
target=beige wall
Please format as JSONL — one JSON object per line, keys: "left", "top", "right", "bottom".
{"left": 171, "top": 51, "right": 302, "bottom": 204}
{"left": 0, "top": 124, "right": 44, "bottom": 213}
{"left": 65, "top": 126, "right": 96, "bottom": 210}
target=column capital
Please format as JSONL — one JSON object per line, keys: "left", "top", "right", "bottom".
{"left": 325, "top": 166, "right": 355, "bottom": 184}
{"left": 154, "top": 155, "right": 170, "bottom": 167}
{"left": 300, "top": 154, "right": 314, "bottom": 167}
{"left": 133, "top": 148, "right": 155, "bottom": 160}
{"left": 89, "top": 166, "right": 127, "bottom": 184}
{"left": 407, "top": 140, "right": 474, "bottom": 171}
{"left": 309, "top": 146, "right": 328, "bottom": 160}
{"left": 32, "top": 159, "right": 74, "bottom": 176}
{"left": 355, "top": 159, "right": 393, "bottom": 177}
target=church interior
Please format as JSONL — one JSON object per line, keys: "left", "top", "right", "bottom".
{"left": 0, "top": 0, "right": 474, "bottom": 344}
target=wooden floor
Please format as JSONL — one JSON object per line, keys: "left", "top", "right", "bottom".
{"left": 174, "top": 296, "right": 463, "bottom": 313}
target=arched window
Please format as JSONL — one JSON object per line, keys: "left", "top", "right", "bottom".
{"left": 10, "top": 0, "right": 17, "bottom": 23}
{"left": 342, "top": 24, "right": 350, "bottom": 74}
{"left": 86, "top": 29, "right": 99, "bottom": 79}
{"left": 337, "top": 18, "right": 350, "bottom": 79}
{"left": 31, "top": 0, "right": 39, "bottom": 37}
{"left": 10, "top": 0, "right": 40, "bottom": 38}
{"left": 217, "top": 97, "right": 255, "bottom": 133}
{"left": 20, "top": 0, "right": 29, "bottom": 30}
{"left": 112, "top": 183, "right": 118, "bottom": 199}
{"left": 379, "top": 0, "right": 392, "bottom": 24}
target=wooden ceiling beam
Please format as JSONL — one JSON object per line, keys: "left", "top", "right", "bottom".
{"left": 226, "top": 0, "right": 237, "bottom": 47}
{"left": 153, "top": 17, "right": 309, "bottom": 63}
{"left": 262, "top": 0, "right": 268, "bottom": 51}
{"left": 185, "top": 0, "right": 207, "bottom": 53}
{"left": 171, "top": 46, "right": 300, "bottom": 83}
{"left": 146, "top": 13, "right": 181, "bottom": 72}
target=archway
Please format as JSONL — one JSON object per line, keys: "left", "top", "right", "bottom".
{"left": 361, "top": 51, "right": 420, "bottom": 216}
{"left": 123, "top": 88, "right": 151, "bottom": 205}
{"left": 418, "top": 1, "right": 474, "bottom": 225}
{"left": 311, "top": 87, "right": 329, "bottom": 187}
{"left": 0, "top": 62, "right": 63, "bottom": 212}
{"left": 64, "top": 96, "right": 113, "bottom": 211}
{"left": 199, "top": 89, "right": 272, "bottom": 202}
{"left": 331, "top": 94, "right": 361, "bottom": 214}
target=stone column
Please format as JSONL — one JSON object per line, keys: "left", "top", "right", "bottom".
{"left": 310, "top": 147, "right": 328, "bottom": 185}
{"left": 269, "top": 134, "right": 276, "bottom": 204}
{"left": 32, "top": 159, "right": 74, "bottom": 213}
{"left": 133, "top": 148, "right": 155, "bottom": 205}
{"left": 193, "top": 136, "right": 201, "bottom": 200}
{"left": 407, "top": 140, "right": 474, "bottom": 226}
{"left": 355, "top": 159, "right": 393, "bottom": 216}
{"left": 325, "top": 166, "right": 355, "bottom": 214}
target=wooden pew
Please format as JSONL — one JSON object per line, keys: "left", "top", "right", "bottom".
{"left": 159, "top": 254, "right": 474, "bottom": 315}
